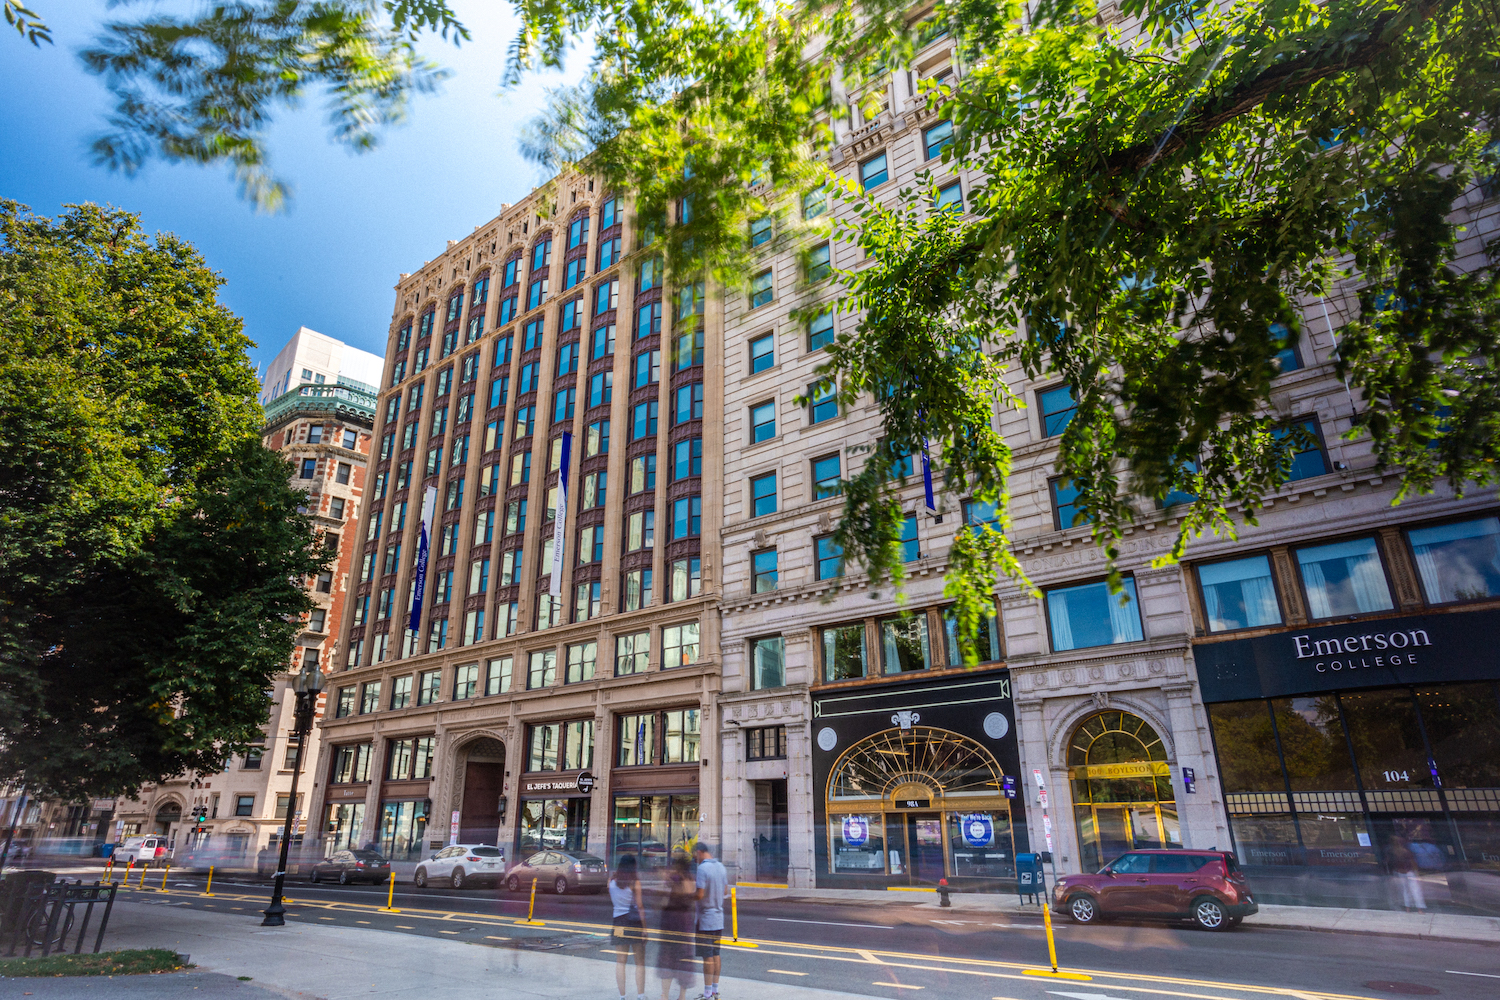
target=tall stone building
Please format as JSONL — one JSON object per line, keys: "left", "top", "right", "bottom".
{"left": 314, "top": 26, "right": 1500, "bottom": 911}
{"left": 111, "top": 329, "right": 380, "bottom": 859}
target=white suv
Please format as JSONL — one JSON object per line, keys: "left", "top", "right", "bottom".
{"left": 413, "top": 844, "right": 506, "bottom": 889}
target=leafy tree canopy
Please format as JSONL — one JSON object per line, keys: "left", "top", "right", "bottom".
{"left": 0, "top": 201, "right": 328, "bottom": 798}
{"left": 53, "top": 0, "right": 1500, "bottom": 660}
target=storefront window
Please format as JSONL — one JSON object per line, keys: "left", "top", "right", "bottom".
{"left": 1045, "top": 578, "right": 1143, "bottom": 651}
{"left": 880, "top": 615, "right": 930, "bottom": 673}
{"left": 947, "top": 812, "right": 1014, "bottom": 878}
{"left": 831, "top": 815, "right": 885, "bottom": 873}
{"left": 1407, "top": 516, "right": 1500, "bottom": 604}
{"left": 822, "top": 624, "right": 867, "bottom": 681}
{"left": 1198, "top": 555, "right": 1281, "bottom": 632}
{"left": 1340, "top": 688, "right": 1433, "bottom": 790}
{"left": 377, "top": 800, "right": 428, "bottom": 860}
{"left": 1271, "top": 697, "right": 1357, "bottom": 791}
{"left": 323, "top": 803, "right": 366, "bottom": 856}
{"left": 1295, "top": 538, "right": 1393, "bottom": 618}
{"left": 1417, "top": 682, "right": 1500, "bottom": 788}
{"left": 940, "top": 607, "right": 1001, "bottom": 665}
{"left": 612, "top": 794, "right": 698, "bottom": 869}
{"left": 519, "top": 797, "right": 590, "bottom": 853}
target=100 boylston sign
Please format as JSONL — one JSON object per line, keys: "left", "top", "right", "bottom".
{"left": 1194, "top": 608, "right": 1500, "bottom": 703}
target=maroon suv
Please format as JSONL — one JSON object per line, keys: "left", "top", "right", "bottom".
{"left": 1051, "top": 849, "right": 1257, "bottom": 930}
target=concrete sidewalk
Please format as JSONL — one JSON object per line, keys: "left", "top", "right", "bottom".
{"left": 729, "top": 884, "right": 1500, "bottom": 944}
{"left": 94, "top": 901, "right": 869, "bottom": 1000}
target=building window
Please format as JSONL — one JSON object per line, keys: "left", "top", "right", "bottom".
{"left": 633, "top": 349, "right": 661, "bottom": 388}
{"left": 536, "top": 592, "right": 562, "bottom": 630}
{"left": 485, "top": 657, "right": 512, "bottom": 695}
{"left": 575, "top": 580, "right": 602, "bottom": 621}
{"left": 527, "top": 723, "right": 561, "bottom": 772}
{"left": 752, "top": 549, "right": 778, "bottom": 593}
{"left": 672, "top": 496, "right": 701, "bottom": 539}
{"left": 300, "top": 458, "right": 317, "bottom": 479}
{"left": 860, "top": 152, "right": 889, "bottom": 190}
{"left": 673, "top": 438, "right": 703, "bottom": 480}
{"left": 335, "top": 462, "right": 351, "bottom": 484}
{"left": 806, "top": 243, "right": 831, "bottom": 282}
{"left": 1050, "top": 477, "right": 1082, "bottom": 531}
{"left": 1295, "top": 538, "right": 1394, "bottom": 619}
{"left": 937, "top": 181, "right": 963, "bottom": 212}
{"left": 749, "top": 333, "right": 774, "bottom": 373}
{"left": 822, "top": 624, "right": 866, "bottom": 682}
{"left": 804, "top": 186, "right": 827, "bottom": 219}
{"left": 812, "top": 454, "right": 842, "bottom": 499}
{"left": 751, "top": 472, "right": 777, "bottom": 517}
{"left": 554, "top": 386, "right": 576, "bottom": 422}
{"left": 453, "top": 664, "right": 480, "bottom": 700}
{"left": 1277, "top": 418, "right": 1330, "bottom": 480}
{"left": 335, "top": 686, "right": 356, "bottom": 718}
{"left": 627, "top": 510, "right": 655, "bottom": 551}
{"left": 750, "top": 269, "right": 774, "bottom": 308}
{"left": 663, "top": 622, "right": 700, "bottom": 668}
{"left": 417, "top": 669, "right": 441, "bottom": 706}
{"left": 808, "top": 380, "right": 838, "bottom": 424}
{"left": 618, "top": 713, "right": 656, "bottom": 766}
{"left": 663, "top": 709, "right": 701, "bottom": 763}
{"left": 750, "top": 401, "right": 776, "bottom": 443}
{"left": 1271, "top": 322, "right": 1302, "bottom": 373}
{"left": 673, "top": 382, "right": 704, "bottom": 424}
{"left": 898, "top": 513, "right": 919, "bottom": 561}
{"left": 752, "top": 636, "right": 785, "bottom": 689}
{"left": 331, "top": 744, "right": 372, "bottom": 784}
{"left": 746, "top": 726, "right": 787, "bottom": 761}
{"left": 815, "top": 535, "right": 843, "bottom": 580}
{"left": 630, "top": 454, "right": 656, "bottom": 493}
{"left": 582, "top": 471, "right": 607, "bottom": 509}
{"left": 964, "top": 498, "right": 999, "bottom": 530}
{"left": 880, "top": 615, "right": 931, "bottom": 673}
{"left": 566, "top": 641, "right": 597, "bottom": 683}
{"left": 244, "top": 745, "right": 263, "bottom": 769}
{"left": 588, "top": 371, "right": 613, "bottom": 408}
{"left": 635, "top": 300, "right": 661, "bottom": 339}
{"left": 616, "top": 632, "right": 650, "bottom": 675}
{"left": 1046, "top": 578, "right": 1144, "bottom": 651}
{"left": 941, "top": 606, "right": 1002, "bottom": 665}
{"left": 524, "top": 648, "right": 559, "bottom": 689}
{"left": 808, "top": 311, "right": 834, "bottom": 350}
{"left": 235, "top": 795, "right": 254, "bottom": 817}
{"left": 623, "top": 568, "right": 653, "bottom": 610}
{"left": 592, "top": 323, "right": 617, "bottom": 359}
{"left": 670, "top": 557, "right": 702, "bottom": 601}
{"left": 1407, "top": 516, "right": 1500, "bottom": 604}
{"left": 632, "top": 401, "right": 659, "bottom": 440}
{"left": 1040, "top": 385, "right": 1077, "bottom": 436}
{"left": 389, "top": 675, "right": 412, "bottom": 710}
{"left": 749, "top": 216, "right": 773, "bottom": 246}
{"left": 308, "top": 609, "right": 327, "bottom": 633}
{"left": 1197, "top": 555, "right": 1282, "bottom": 632}
{"left": 924, "top": 119, "right": 954, "bottom": 160}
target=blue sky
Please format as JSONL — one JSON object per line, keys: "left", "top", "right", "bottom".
{"left": 0, "top": 1, "right": 583, "bottom": 374}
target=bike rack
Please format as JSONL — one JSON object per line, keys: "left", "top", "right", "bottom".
{"left": 5, "top": 879, "right": 120, "bottom": 958}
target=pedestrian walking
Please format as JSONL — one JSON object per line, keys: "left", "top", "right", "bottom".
{"left": 1388, "top": 836, "right": 1426, "bottom": 911}
{"left": 656, "top": 855, "right": 695, "bottom": 1000}
{"left": 610, "top": 854, "right": 649, "bottom": 1000}
{"left": 692, "top": 843, "right": 727, "bottom": 1000}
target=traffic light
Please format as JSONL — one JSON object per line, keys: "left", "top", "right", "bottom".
{"left": 195, "top": 805, "right": 207, "bottom": 825}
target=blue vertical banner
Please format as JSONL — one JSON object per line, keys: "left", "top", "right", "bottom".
{"left": 407, "top": 485, "right": 437, "bottom": 634}
{"left": 549, "top": 431, "right": 573, "bottom": 597}
{"left": 921, "top": 438, "right": 937, "bottom": 512}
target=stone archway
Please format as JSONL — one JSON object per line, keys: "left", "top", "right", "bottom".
{"left": 153, "top": 800, "right": 183, "bottom": 837}
{"left": 457, "top": 737, "right": 507, "bottom": 845}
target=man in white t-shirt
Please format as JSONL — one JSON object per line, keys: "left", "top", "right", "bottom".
{"left": 693, "top": 842, "right": 728, "bottom": 999}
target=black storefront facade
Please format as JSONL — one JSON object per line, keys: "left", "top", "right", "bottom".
{"left": 1194, "top": 607, "right": 1500, "bottom": 911}
{"left": 811, "top": 669, "right": 1029, "bottom": 889}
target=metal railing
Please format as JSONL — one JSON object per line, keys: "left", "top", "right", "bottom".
{"left": 263, "top": 382, "right": 378, "bottom": 426}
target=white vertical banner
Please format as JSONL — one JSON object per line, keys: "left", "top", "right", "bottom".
{"left": 549, "top": 432, "right": 573, "bottom": 597}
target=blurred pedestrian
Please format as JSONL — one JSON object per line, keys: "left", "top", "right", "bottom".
{"left": 1389, "top": 836, "right": 1426, "bottom": 911}
{"left": 692, "top": 843, "right": 727, "bottom": 1000}
{"left": 657, "top": 855, "right": 694, "bottom": 1000}
{"left": 610, "top": 854, "right": 648, "bottom": 1000}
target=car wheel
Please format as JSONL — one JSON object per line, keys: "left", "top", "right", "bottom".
{"left": 1067, "top": 894, "right": 1100, "bottom": 924}
{"left": 338, "top": 869, "right": 351, "bottom": 886}
{"left": 310, "top": 869, "right": 320, "bottom": 884}
{"left": 553, "top": 876, "right": 569, "bottom": 895}
{"left": 507, "top": 874, "right": 521, "bottom": 892}
{"left": 1226, "top": 916, "right": 1244, "bottom": 928}
{"left": 1192, "top": 896, "right": 1228, "bottom": 931}
{"left": 451, "top": 868, "right": 465, "bottom": 890}
{"left": 414, "top": 868, "right": 427, "bottom": 888}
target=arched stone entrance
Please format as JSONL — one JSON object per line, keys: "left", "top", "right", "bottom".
{"left": 1067, "top": 710, "right": 1178, "bottom": 871}
{"left": 153, "top": 802, "right": 182, "bottom": 837}
{"left": 457, "top": 738, "right": 506, "bottom": 845}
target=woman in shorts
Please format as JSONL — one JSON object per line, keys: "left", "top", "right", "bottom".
{"left": 610, "top": 854, "right": 648, "bottom": 1000}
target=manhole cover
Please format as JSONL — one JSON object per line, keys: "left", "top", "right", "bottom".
{"left": 1364, "top": 983, "right": 1439, "bottom": 995}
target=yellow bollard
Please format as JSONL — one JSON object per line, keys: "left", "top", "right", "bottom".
{"left": 380, "top": 871, "right": 400, "bottom": 912}
{"left": 725, "top": 886, "right": 757, "bottom": 947}
{"left": 1022, "top": 885, "right": 1091, "bottom": 981}
{"left": 203, "top": 865, "right": 215, "bottom": 897}
{"left": 137, "top": 864, "right": 148, "bottom": 890}
{"left": 159, "top": 863, "right": 171, "bottom": 892}
{"left": 518, "top": 877, "right": 545, "bottom": 925}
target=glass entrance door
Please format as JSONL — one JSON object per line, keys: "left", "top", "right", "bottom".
{"left": 1076, "top": 803, "right": 1181, "bottom": 871}
{"left": 906, "top": 813, "right": 946, "bottom": 884}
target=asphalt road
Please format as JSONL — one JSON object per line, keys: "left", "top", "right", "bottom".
{"left": 116, "top": 873, "right": 1498, "bottom": 1000}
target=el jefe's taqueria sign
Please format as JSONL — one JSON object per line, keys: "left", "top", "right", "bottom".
{"left": 1193, "top": 608, "right": 1500, "bottom": 703}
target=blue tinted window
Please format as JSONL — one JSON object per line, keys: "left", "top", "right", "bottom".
{"left": 751, "top": 473, "right": 777, "bottom": 517}
{"left": 1039, "top": 385, "right": 1076, "bottom": 436}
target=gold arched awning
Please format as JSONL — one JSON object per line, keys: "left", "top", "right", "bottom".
{"left": 827, "top": 726, "right": 1008, "bottom": 809}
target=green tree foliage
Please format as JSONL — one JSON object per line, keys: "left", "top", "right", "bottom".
{"left": 63, "top": 0, "right": 1500, "bottom": 659}
{"left": 0, "top": 202, "right": 328, "bottom": 798}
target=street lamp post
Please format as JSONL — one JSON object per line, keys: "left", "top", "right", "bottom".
{"left": 262, "top": 663, "right": 325, "bottom": 927}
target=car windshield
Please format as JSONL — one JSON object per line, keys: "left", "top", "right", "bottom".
{"left": 563, "top": 851, "right": 603, "bottom": 862}
{"left": 469, "top": 847, "right": 503, "bottom": 857}
{"left": 352, "top": 851, "right": 386, "bottom": 861}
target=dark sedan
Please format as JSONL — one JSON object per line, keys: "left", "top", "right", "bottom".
{"left": 309, "top": 849, "right": 392, "bottom": 885}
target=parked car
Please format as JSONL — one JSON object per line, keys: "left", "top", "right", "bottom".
{"left": 413, "top": 844, "right": 506, "bottom": 889}
{"left": 1051, "top": 849, "right": 1258, "bottom": 931}
{"left": 175, "top": 846, "right": 253, "bottom": 872}
{"left": 114, "top": 836, "right": 172, "bottom": 868}
{"left": 506, "top": 849, "right": 609, "bottom": 895}
{"left": 309, "top": 849, "right": 392, "bottom": 885}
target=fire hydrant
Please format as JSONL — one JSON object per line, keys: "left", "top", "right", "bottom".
{"left": 938, "top": 877, "right": 951, "bottom": 908}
